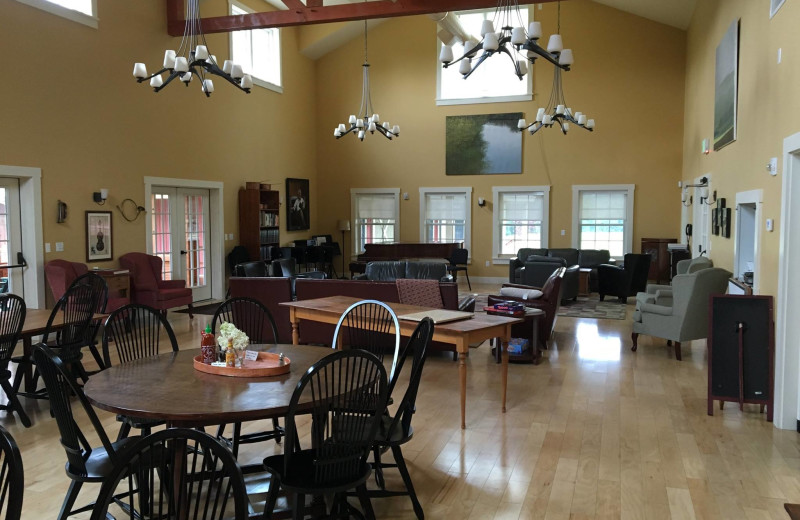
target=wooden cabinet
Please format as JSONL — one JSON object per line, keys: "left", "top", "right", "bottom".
{"left": 640, "top": 237, "right": 677, "bottom": 284}
{"left": 238, "top": 186, "right": 280, "bottom": 261}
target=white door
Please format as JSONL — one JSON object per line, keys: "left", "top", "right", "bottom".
{"left": 0, "top": 179, "right": 23, "bottom": 296}
{"left": 150, "top": 187, "right": 212, "bottom": 302}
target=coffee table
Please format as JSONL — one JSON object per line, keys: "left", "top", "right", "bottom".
{"left": 281, "top": 296, "right": 521, "bottom": 429}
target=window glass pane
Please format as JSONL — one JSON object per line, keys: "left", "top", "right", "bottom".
{"left": 353, "top": 193, "right": 397, "bottom": 253}
{"left": 497, "top": 191, "right": 544, "bottom": 254}
{"left": 424, "top": 193, "right": 467, "bottom": 243}
{"left": 46, "top": 0, "right": 92, "bottom": 15}
{"left": 577, "top": 190, "right": 628, "bottom": 255}
{"left": 231, "top": 2, "right": 281, "bottom": 88}
{"left": 439, "top": 8, "right": 530, "bottom": 101}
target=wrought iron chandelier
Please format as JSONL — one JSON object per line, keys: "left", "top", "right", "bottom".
{"left": 132, "top": 0, "right": 252, "bottom": 97}
{"left": 438, "top": 0, "right": 572, "bottom": 80}
{"left": 335, "top": 21, "right": 400, "bottom": 141}
{"left": 517, "top": 67, "right": 594, "bottom": 135}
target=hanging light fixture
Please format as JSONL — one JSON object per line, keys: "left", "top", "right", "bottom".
{"left": 335, "top": 20, "right": 400, "bottom": 141}
{"left": 132, "top": 0, "right": 252, "bottom": 97}
{"left": 438, "top": 0, "right": 571, "bottom": 81}
{"left": 518, "top": 1, "right": 594, "bottom": 136}
{"left": 517, "top": 67, "right": 594, "bottom": 135}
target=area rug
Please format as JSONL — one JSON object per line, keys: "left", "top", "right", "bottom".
{"left": 173, "top": 302, "right": 221, "bottom": 316}
{"left": 557, "top": 296, "right": 627, "bottom": 320}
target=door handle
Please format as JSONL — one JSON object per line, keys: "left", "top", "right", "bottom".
{"left": 180, "top": 250, "right": 187, "bottom": 255}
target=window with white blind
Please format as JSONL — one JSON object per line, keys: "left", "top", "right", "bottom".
{"left": 230, "top": 1, "right": 282, "bottom": 92}
{"left": 14, "top": 0, "right": 97, "bottom": 27}
{"left": 350, "top": 189, "right": 400, "bottom": 255}
{"left": 492, "top": 186, "right": 550, "bottom": 262}
{"left": 419, "top": 188, "right": 472, "bottom": 253}
{"left": 571, "top": 185, "right": 635, "bottom": 258}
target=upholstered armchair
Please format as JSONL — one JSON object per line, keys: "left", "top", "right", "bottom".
{"left": 636, "top": 256, "right": 714, "bottom": 307}
{"left": 234, "top": 260, "right": 271, "bottom": 277}
{"left": 597, "top": 253, "right": 652, "bottom": 303}
{"left": 521, "top": 255, "right": 579, "bottom": 302}
{"left": 118, "top": 253, "right": 193, "bottom": 318}
{"left": 631, "top": 267, "right": 731, "bottom": 360}
{"left": 492, "top": 267, "right": 564, "bottom": 349}
{"left": 45, "top": 260, "right": 128, "bottom": 313}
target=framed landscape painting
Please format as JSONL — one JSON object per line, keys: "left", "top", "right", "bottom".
{"left": 713, "top": 20, "right": 739, "bottom": 151}
{"left": 86, "top": 211, "right": 112, "bottom": 262}
{"left": 446, "top": 113, "right": 523, "bottom": 175}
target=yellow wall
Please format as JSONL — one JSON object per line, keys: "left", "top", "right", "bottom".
{"left": 0, "top": 1, "right": 318, "bottom": 288}
{"left": 313, "top": 0, "right": 686, "bottom": 278}
{"left": 683, "top": 0, "right": 800, "bottom": 298}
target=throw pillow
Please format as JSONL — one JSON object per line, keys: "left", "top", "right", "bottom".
{"left": 499, "top": 287, "right": 543, "bottom": 300}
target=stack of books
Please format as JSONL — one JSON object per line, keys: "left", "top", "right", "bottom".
{"left": 484, "top": 301, "right": 526, "bottom": 317}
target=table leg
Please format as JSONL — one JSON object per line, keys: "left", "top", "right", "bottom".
{"left": 289, "top": 308, "right": 299, "bottom": 345}
{"left": 22, "top": 335, "right": 33, "bottom": 392}
{"left": 501, "top": 330, "right": 509, "bottom": 414}
{"left": 457, "top": 339, "right": 467, "bottom": 429}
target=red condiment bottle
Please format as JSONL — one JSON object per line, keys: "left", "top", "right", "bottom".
{"left": 201, "top": 324, "right": 216, "bottom": 364}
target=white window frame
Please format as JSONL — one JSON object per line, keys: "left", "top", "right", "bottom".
{"left": 491, "top": 185, "right": 550, "bottom": 264}
{"left": 350, "top": 188, "right": 401, "bottom": 256}
{"left": 571, "top": 184, "right": 635, "bottom": 259}
{"left": 435, "top": 8, "right": 533, "bottom": 106}
{"left": 419, "top": 187, "right": 472, "bottom": 256}
{"left": 14, "top": 0, "right": 98, "bottom": 28}
{"left": 229, "top": 0, "right": 283, "bottom": 93}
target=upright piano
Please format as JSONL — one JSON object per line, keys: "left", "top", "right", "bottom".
{"left": 350, "top": 242, "right": 462, "bottom": 276}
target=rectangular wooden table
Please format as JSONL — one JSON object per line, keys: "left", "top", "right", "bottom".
{"left": 280, "top": 296, "right": 521, "bottom": 429}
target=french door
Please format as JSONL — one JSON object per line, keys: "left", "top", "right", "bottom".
{"left": 0, "top": 179, "right": 23, "bottom": 296}
{"left": 151, "top": 187, "right": 212, "bottom": 301}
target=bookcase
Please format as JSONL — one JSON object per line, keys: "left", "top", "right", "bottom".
{"left": 238, "top": 186, "right": 280, "bottom": 261}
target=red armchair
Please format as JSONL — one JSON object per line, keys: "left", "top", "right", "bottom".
{"left": 119, "top": 253, "right": 193, "bottom": 318}
{"left": 45, "top": 260, "right": 128, "bottom": 313}
{"left": 488, "top": 267, "right": 564, "bottom": 349}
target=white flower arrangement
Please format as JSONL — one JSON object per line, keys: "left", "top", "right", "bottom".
{"left": 217, "top": 322, "right": 250, "bottom": 351}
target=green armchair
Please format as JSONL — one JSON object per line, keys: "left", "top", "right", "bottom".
{"left": 631, "top": 267, "right": 731, "bottom": 360}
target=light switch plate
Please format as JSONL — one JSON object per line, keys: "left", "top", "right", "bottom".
{"left": 55, "top": 242, "right": 64, "bottom": 252}
{"left": 561, "top": 229, "right": 566, "bottom": 236}
{"left": 767, "top": 218, "right": 774, "bottom": 232}
{"left": 45, "top": 242, "right": 51, "bottom": 253}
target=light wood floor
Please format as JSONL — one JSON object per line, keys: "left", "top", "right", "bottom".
{"left": 5, "top": 281, "right": 799, "bottom": 519}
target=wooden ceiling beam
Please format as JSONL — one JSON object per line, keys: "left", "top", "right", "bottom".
{"left": 166, "top": 0, "right": 553, "bottom": 36}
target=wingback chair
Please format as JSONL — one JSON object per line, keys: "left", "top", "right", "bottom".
{"left": 636, "top": 256, "right": 714, "bottom": 307}
{"left": 631, "top": 267, "right": 731, "bottom": 360}
{"left": 45, "top": 260, "right": 128, "bottom": 313}
{"left": 597, "top": 253, "right": 652, "bottom": 303}
{"left": 492, "top": 267, "right": 565, "bottom": 349}
{"left": 118, "top": 253, "right": 193, "bottom": 318}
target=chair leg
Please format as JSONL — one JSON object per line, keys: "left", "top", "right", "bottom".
{"left": 0, "top": 379, "right": 30, "bottom": 427}
{"left": 373, "top": 446, "right": 385, "bottom": 490}
{"left": 58, "top": 480, "right": 83, "bottom": 520}
{"left": 116, "top": 421, "right": 132, "bottom": 442}
{"left": 87, "top": 342, "right": 106, "bottom": 370}
{"left": 464, "top": 270, "right": 471, "bottom": 291}
{"left": 392, "top": 445, "right": 424, "bottom": 520}
{"left": 674, "top": 341, "right": 682, "bottom": 361}
{"left": 356, "top": 484, "right": 376, "bottom": 520}
{"left": 631, "top": 332, "right": 638, "bottom": 352}
{"left": 263, "top": 473, "right": 281, "bottom": 520}
{"left": 187, "top": 303, "right": 194, "bottom": 319}
{"left": 291, "top": 492, "right": 306, "bottom": 520}
{"left": 273, "top": 417, "right": 282, "bottom": 444}
{"left": 232, "top": 422, "right": 242, "bottom": 459}
{"left": 599, "top": 294, "right": 605, "bottom": 301}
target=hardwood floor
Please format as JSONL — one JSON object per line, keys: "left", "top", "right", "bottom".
{"left": 5, "top": 281, "right": 799, "bottom": 519}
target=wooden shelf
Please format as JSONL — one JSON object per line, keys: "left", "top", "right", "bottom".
{"left": 239, "top": 186, "right": 281, "bottom": 261}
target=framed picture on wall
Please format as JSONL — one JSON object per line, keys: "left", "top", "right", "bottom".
{"left": 86, "top": 211, "right": 112, "bottom": 262}
{"left": 713, "top": 19, "right": 739, "bottom": 151}
{"left": 445, "top": 113, "right": 523, "bottom": 175}
{"left": 286, "top": 178, "right": 310, "bottom": 231}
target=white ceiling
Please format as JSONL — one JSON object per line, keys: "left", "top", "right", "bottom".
{"left": 591, "top": 0, "right": 696, "bottom": 30}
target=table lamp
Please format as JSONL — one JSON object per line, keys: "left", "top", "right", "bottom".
{"left": 337, "top": 219, "right": 351, "bottom": 279}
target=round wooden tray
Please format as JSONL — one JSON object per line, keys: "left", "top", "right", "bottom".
{"left": 193, "top": 352, "right": 291, "bottom": 378}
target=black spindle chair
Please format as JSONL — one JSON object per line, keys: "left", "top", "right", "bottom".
{"left": 262, "top": 350, "right": 389, "bottom": 520}
{"left": 70, "top": 272, "right": 110, "bottom": 371}
{"left": 332, "top": 299, "right": 401, "bottom": 383}
{"left": 367, "top": 317, "right": 434, "bottom": 520}
{"left": 0, "top": 295, "right": 28, "bottom": 427}
{"left": 0, "top": 425, "right": 24, "bottom": 520}
{"left": 33, "top": 344, "right": 138, "bottom": 520}
{"left": 90, "top": 428, "right": 249, "bottom": 520}
{"left": 447, "top": 248, "right": 471, "bottom": 290}
{"left": 212, "top": 297, "right": 282, "bottom": 464}
{"left": 14, "top": 276, "right": 104, "bottom": 399}
{"left": 102, "top": 304, "right": 179, "bottom": 440}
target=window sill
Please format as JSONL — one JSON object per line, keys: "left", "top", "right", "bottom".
{"left": 15, "top": 0, "right": 97, "bottom": 28}
{"left": 435, "top": 93, "right": 532, "bottom": 106}
{"left": 492, "top": 258, "right": 511, "bottom": 265}
{"left": 252, "top": 77, "right": 283, "bottom": 94}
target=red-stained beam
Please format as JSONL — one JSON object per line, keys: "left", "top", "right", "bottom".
{"left": 306, "top": 0, "right": 323, "bottom": 7}
{"left": 166, "top": 0, "right": 551, "bottom": 36}
{"left": 281, "top": 0, "right": 306, "bottom": 11}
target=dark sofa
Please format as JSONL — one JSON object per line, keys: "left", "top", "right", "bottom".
{"left": 353, "top": 261, "right": 452, "bottom": 282}
{"left": 509, "top": 247, "right": 612, "bottom": 292}
{"left": 228, "top": 277, "right": 466, "bottom": 355}
{"left": 521, "top": 255, "right": 579, "bottom": 302}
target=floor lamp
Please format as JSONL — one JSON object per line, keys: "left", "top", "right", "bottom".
{"left": 337, "top": 219, "right": 351, "bottom": 279}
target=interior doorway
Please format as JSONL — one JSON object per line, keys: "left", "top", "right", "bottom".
{"left": 144, "top": 177, "right": 224, "bottom": 303}
{"left": 733, "top": 189, "right": 762, "bottom": 294}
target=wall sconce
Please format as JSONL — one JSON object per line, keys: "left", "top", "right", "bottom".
{"left": 93, "top": 188, "right": 109, "bottom": 205}
{"left": 478, "top": 197, "right": 486, "bottom": 207}
{"left": 681, "top": 187, "right": 692, "bottom": 207}
{"left": 700, "top": 186, "right": 718, "bottom": 206}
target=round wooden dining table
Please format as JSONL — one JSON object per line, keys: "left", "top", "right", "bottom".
{"left": 83, "top": 344, "right": 331, "bottom": 428}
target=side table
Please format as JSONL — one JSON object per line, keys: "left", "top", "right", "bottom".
{"left": 487, "top": 307, "right": 544, "bottom": 365}
{"left": 578, "top": 268, "right": 592, "bottom": 296}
